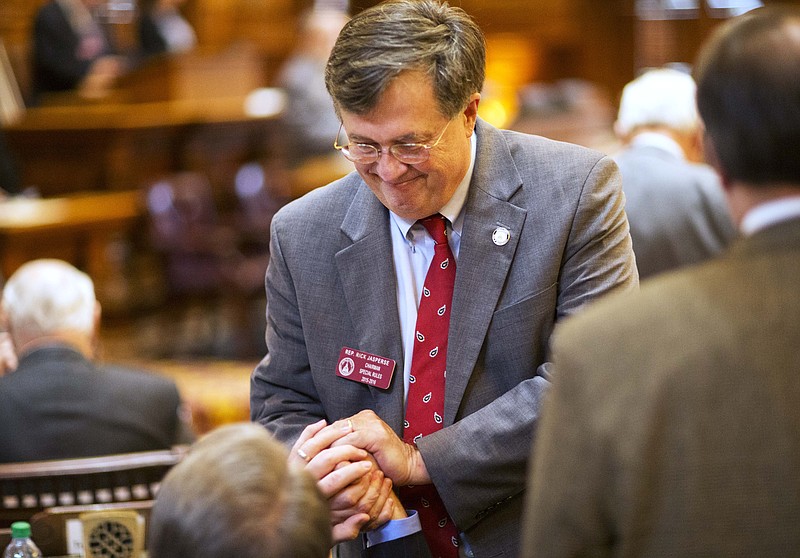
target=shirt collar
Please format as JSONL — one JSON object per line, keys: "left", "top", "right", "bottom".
{"left": 740, "top": 195, "right": 800, "bottom": 235}
{"left": 630, "top": 132, "right": 686, "bottom": 161}
{"left": 391, "top": 131, "right": 477, "bottom": 239}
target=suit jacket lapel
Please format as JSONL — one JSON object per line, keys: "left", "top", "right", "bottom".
{"left": 445, "top": 120, "right": 528, "bottom": 424}
{"left": 335, "top": 183, "right": 406, "bottom": 431}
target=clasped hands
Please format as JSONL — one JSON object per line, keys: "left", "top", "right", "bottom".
{"left": 289, "top": 410, "right": 431, "bottom": 543}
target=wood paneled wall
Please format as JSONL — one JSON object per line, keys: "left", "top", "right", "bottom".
{"left": 4, "top": 0, "right": 798, "bottom": 116}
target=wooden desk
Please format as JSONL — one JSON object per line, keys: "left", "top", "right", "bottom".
{"left": 5, "top": 47, "right": 280, "bottom": 197}
{"left": 5, "top": 96, "right": 281, "bottom": 197}
{"left": 0, "top": 191, "right": 141, "bottom": 313}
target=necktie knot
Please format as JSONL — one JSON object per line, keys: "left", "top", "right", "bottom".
{"left": 420, "top": 214, "right": 448, "bottom": 245}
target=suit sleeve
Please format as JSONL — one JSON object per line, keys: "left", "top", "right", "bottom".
{"left": 250, "top": 214, "right": 327, "bottom": 445}
{"left": 366, "top": 532, "right": 433, "bottom": 558}
{"left": 556, "top": 155, "right": 639, "bottom": 314}
{"left": 519, "top": 322, "right": 613, "bottom": 558}
{"left": 418, "top": 155, "right": 637, "bottom": 531}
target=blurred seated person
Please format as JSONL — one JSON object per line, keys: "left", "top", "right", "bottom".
{"left": 149, "top": 422, "right": 332, "bottom": 558}
{"left": 274, "top": 8, "right": 351, "bottom": 168}
{"left": 31, "top": 0, "right": 127, "bottom": 102}
{"left": 150, "top": 422, "right": 431, "bottom": 558}
{"left": 137, "top": 0, "right": 197, "bottom": 60}
{"left": 614, "top": 67, "right": 737, "bottom": 279}
{"left": 0, "top": 259, "right": 194, "bottom": 463}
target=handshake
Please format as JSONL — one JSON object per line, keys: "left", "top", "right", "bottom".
{"left": 289, "top": 410, "right": 431, "bottom": 543}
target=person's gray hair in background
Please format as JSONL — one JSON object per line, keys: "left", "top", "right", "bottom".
{"left": 148, "top": 422, "right": 332, "bottom": 558}
{"left": 616, "top": 67, "right": 698, "bottom": 130}
{"left": 2, "top": 259, "right": 98, "bottom": 353}
{"left": 324, "top": 0, "right": 485, "bottom": 119}
{"left": 615, "top": 67, "right": 700, "bottom": 154}
{"left": 612, "top": 66, "right": 737, "bottom": 278}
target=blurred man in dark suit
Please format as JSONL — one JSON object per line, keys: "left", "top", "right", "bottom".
{"left": 31, "top": 0, "right": 126, "bottom": 102}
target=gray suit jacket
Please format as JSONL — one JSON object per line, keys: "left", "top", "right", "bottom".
{"left": 522, "top": 217, "right": 800, "bottom": 558}
{"left": 615, "top": 142, "right": 737, "bottom": 279}
{"left": 251, "top": 118, "right": 638, "bottom": 557}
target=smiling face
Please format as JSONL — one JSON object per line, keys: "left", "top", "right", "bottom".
{"left": 339, "top": 70, "right": 480, "bottom": 221}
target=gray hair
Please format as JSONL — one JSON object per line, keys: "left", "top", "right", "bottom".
{"left": 325, "top": 0, "right": 485, "bottom": 118}
{"left": 615, "top": 67, "right": 699, "bottom": 138}
{"left": 148, "top": 423, "right": 332, "bottom": 558}
{"left": 1, "top": 259, "right": 96, "bottom": 338}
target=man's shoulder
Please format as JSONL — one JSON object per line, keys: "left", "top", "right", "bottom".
{"left": 555, "top": 262, "right": 720, "bottom": 357}
{"left": 101, "top": 364, "right": 179, "bottom": 395}
{"left": 491, "top": 122, "right": 606, "bottom": 162}
{"left": 476, "top": 122, "right": 611, "bottom": 194}
{"left": 274, "top": 172, "right": 361, "bottom": 223}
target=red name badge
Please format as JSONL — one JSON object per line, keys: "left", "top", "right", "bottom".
{"left": 336, "top": 347, "right": 396, "bottom": 390}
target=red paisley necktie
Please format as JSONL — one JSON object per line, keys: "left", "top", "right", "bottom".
{"left": 401, "top": 214, "right": 458, "bottom": 558}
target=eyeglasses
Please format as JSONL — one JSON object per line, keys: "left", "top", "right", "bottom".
{"left": 333, "top": 119, "right": 452, "bottom": 165}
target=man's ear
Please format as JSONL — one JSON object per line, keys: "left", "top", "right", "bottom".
{"left": 463, "top": 92, "right": 481, "bottom": 136}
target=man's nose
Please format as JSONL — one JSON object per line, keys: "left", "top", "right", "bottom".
{"left": 372, "top": 149, "right": 410, "bottom": 181}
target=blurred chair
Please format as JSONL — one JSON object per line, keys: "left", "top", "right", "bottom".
{"left": 229, "top": 161, "right": 288, "bottom": 358}
{"left": 0, "top": 446, "right": 188, "bottom": 531}
{"left": 144, "top": 171, "right": 236, "bottom": 299}
{"left": 232, "top": 161, "right": 292, "bottom": 255}
{"left": 142, "top": 170, "right": 269, "bottom": 357}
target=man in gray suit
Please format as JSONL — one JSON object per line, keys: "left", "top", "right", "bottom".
{"left": 521, "top": 6, "right": 800, "bottom": 557}
{"left": 250, "top": 1, "right": 637, "bottom": 556}
{"left": 614, "top": 66, "right": 737, "bottom": 279}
